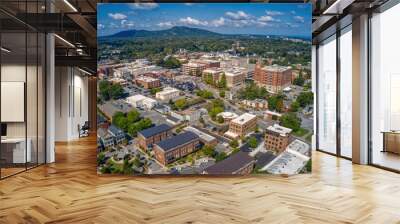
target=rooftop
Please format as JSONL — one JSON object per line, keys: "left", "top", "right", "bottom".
{"left": 138, "top": 124, "right": 171, "bottom": 138}
{"left": 262, "top": 65, "right": 291, "bottom": 73}
{"left": 203, "top": 151, "right": 255, "bottom": 174}
{"left": 135, "top": 76, "right": 159, "bottom": 82}
{"left": 266, "top": 124, "right": 292, "bottom": 136}
{"left": 231, "top": 113, "right": 256, "bottom": 125}
{"left": 286, "top": 139, "right": 310, "bottom": 157}
{"left": 183, "top": 126, "right": 216, "bottom": 143}
{"left": 155, "top": 131, "right": 199, "bottom": 152}
{"left": 157, "top": 87, "right": 180, "bottom": 95}
{"left": 108, "top": 125, "right": 123, "bottom": 135}
{"left": 97, "top": 128, "right": 112, "bottom": 139}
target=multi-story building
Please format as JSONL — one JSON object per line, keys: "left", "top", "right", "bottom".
{"left": 97, "top": 128, "right": 114, "bottom": 149}
{"left": 224, "top": 113, "right": 257, "bottom": 139}
{"left": 182, "top": 59, "right": 220, "bottom": 76}
{"left": 135, "top": 76, "right": 161, "bottom": 89}
{"left": 108, "top": 125, "right": 125, "bottom": 145}
{"left": 183, "top": 126, "right": 218, "bottom": 147}
{"left": 154, "top": 131, "right": 200, "bottom": 165}
{"left": 137, "top": 124, "right": 172, "bottom": 151}
{"left": 170, "top": 107, "right": 203, "bottom": 124}
{"left": 182, "top": 62, "right": 207, "bottom": 76}
{"left": 242, "top": 99, "right": 268, "bottom": 110}
{"left": 265, "top": 124, "right": 292, "bottom": 153}
{"left": 202, "top": 67, "right": 223, "bottom": 83}
{"left": 254, "top": 63, "right": 292, "bottom": 93}
{"left": 155, "top": 87, "right": 180, "bottom": 101}
{"left": 224, "top": 69, "right": 245, "bottom": 88}
{"left": 202, "top": 151, "right": 255, "bottom": 175}
{"left": 126, "top": 94, "right": 157, "bottom": 110}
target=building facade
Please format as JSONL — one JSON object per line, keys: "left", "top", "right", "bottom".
{"left": 155, "top": 87, "right": 180, "bottom": 101}
{"left": 265, "top": 124, "right": 292, "bottom": 153}
{"left": 154, "top": 132, "right": 200, "bottom": 165}
{"left": 202, "top": 151, "right": 255, "bottom": 175}
{"left": 254, "top": 63, "right": 292, "bottom": 93}
{"left": 137, "top": 124, "right": 172, "bottom": 151}
{"left": 135, "top": 76, "right": 161, "bottom": 89}
{"left": 224, "top": 113, "right": 257, "bottom": 139}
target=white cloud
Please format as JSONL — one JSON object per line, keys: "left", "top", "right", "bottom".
{"left": 225, "top": 11, "right": 251, "bottom": 20}
{"left": 210, "top": 17, "right": 225, "bottom": 27}
{"left": 294, "top": 16, "right": 305, "bottom": 23}
{"left": 258, "top": 15, "right": 275, "bottom": 22}
{"left": 108, "top": 13, "right": 127, "bottom": 20}
{"left": 290, "top": 10, "right": 296, "bottom": 15}
{"left": 179, "top": 17, "right": 208, "bottom": 26}
{"left": 184, "top": 3, "right": 194, "bottom": 6}
{"left": 157, "top": 21, "right": 174, "bottom": 27}
{"left": 131, "top": 3, "right": 158, "bottom": 10}
{"left": 121, "top": 20, "right": 134, "bottom": 28}
{"left": 286, "top": 22, "right": 300, "bottom": 28}
{"left": 266, "top": 10, "right": 284, "bottom": 16}
{"left": 97, "top": 23, "right": 105, "bottom": 29}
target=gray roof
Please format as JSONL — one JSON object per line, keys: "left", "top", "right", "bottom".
{"left": 155, "top": 131, "right": 199, "bottom": 152}
{"left": 204, "top": 151, "right": 255, "bottom": 174}
{"left": 97, "top": 128, "right": 112, "bottom": 139}
{"left": 108, "top": 125, "right": 124, "bottom": 135}
{"left": 138, "top": 124, "right": 171, "bottom": 138}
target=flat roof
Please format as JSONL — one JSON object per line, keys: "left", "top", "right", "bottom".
{"left": 136, "top": 76, "right": 158, "bottom": 82}
{"left": 231, "top": 113, "right": 256, "bottom": 125}
{"left": 183, "top": 126, "right": 216, "bottom": 143}
{"left": 267, "top": 124, "right": 292, "bottom": 136}
{"left": 204, "top": 151, "right": 254, "bottom": 174}
{"left": 138, "top": 124, "right": 171, "bottom": 138}
{"left": 155, "top": 131, "right": 199, "bottom": 152}
{"left": 262, "top": 65, "right": 291, "bottom": 72}
{"left": 157, "top": 87, "right": 180, "bottom": 95}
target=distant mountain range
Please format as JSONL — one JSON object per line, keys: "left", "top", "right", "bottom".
{"left": 99, "top": 26, "right": 311, "bottom": 41}
{"left": 101, "top": 26, "right": 224, "bottom": 39}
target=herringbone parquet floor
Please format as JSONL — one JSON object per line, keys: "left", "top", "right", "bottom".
{"left": 1, "top": 135, "right": 400, "bottom": 224}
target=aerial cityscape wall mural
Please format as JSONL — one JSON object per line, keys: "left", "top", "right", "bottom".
{"left": 97, "top": 3, "right": 313, "bottom": 175}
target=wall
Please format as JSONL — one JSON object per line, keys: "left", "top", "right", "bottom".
{"left": 54, "top": 67, "right": 89, "bottom": 141}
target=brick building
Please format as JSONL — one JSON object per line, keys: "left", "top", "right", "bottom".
{"left": 135, "top": 76, "right": 161, "bottom": 89}
{"left": 254, "top": 63, "right": 292, "bottom": 93}
{"left": 202, "top": 151, "right": 255, "bottom": 175}
{"left": 137, "top": 124, "right": 172, "bottom": 151}
{"left": 224, "top": 113, "right": 257, "bottom": 139}
{"left": 154, "top": 131, "right": 200, "bottom": 165}
{"left": 265, "top": 124, "right": 292, "bottom": 154}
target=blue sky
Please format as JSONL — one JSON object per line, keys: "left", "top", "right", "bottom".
{"left": 98, "top": 3, "right": 311, "bottom": 38}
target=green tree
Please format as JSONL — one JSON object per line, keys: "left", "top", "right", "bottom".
{"left": 109, "top": 83, "right": 124, "bottom": 99}
{"left": 113, "top": 112, "right": 128, "bottom": 131}
{"left": 290, "top": 101, "right": 300, "bottom": 112}
{"left": 229, "top": 139, "right": 239, "bottom": 148}
{"left": 268, "top": 94, "right": 284, "bottom": 112}
{"left": 218, "top": 73, "right": 227, "bottom": 89}
{"left": 219, "top": 90, "right": 225, "bottom": 98}
{"left": 174, "top": 98, "right": 187, "bottom": 110}
{"left": 279, "top": 112, "right": 301, "bottom": 132}
{"left": 215, "top": 152, "right": 228, "bottom": 162}
{"left": 202, "top": 145, "right": 215, "bottom": 157}
{"left": 126, "top": 109, "right": 140, "bottom": 123}
{"left": 296, "top": 91, "right": 313, "bottom": 107}
{"left": 293, "top": 74, "right": 305, "bottom": 86}
{"left": 247, "top": 136, "right": 258, "bottom": 148}
{"left": 150, "top": 87, "right": 162, "bottom": 95}
{"left": 216, "top": 115, "right": 224, "bottom": 124}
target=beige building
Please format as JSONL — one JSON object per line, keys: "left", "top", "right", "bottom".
{"left": 182, "top": 59, "right": 220, "bottom": 76}
{"left": 224, "top": 113, "right": 257, "bottom": 139}
{"left": 156, "top": 87, "right": 180, "bottom": 101}
{"left": 224, "top": 69, "right": 245, "bottom": 88}
{"left": 265, "top": 124, "right": 292, "bottom": 154}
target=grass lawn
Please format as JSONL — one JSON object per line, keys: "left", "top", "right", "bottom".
{"left": 292, "top": 128, "right": 310, "bottom": 137}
